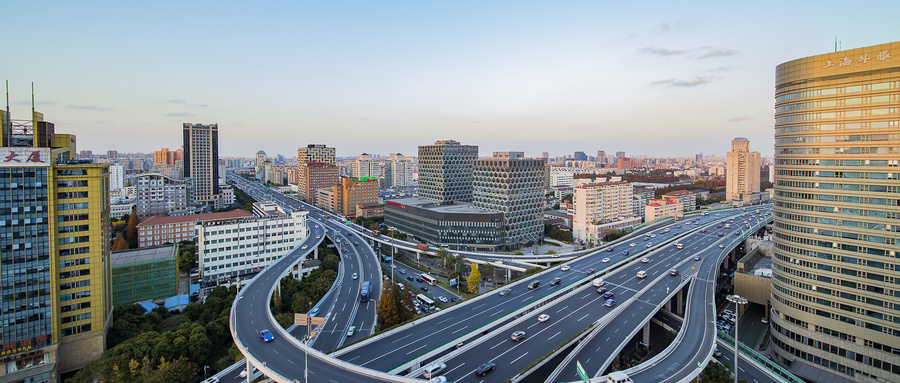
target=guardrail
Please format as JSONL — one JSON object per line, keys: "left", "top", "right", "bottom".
{"left": 717, "top": 330, "right": 803, "bottom": 383}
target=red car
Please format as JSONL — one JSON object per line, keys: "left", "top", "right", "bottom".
{"left": 586, "top": 268, "right": 595, "bottom": 274}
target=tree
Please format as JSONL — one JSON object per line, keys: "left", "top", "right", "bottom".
{"left": 398, "top": 289, "right": 416, "bottom": 322}
{"left": 126, "top": 213, "right": 140, "bottom": 248}
{"left": 699, "top": 361, "right": 735, "bottom": 383}
{"left": 112, "top": 233, "right": 129, "bottom": 252}
{"left": 435, "top": 248, "right": 450, "bottom": 269}
{"left": 377, "top": 280, "right": 401, "bottom": 329}
{"left": 481, "top": 263, "right": 495, "bottom": 283}
{"left": 466, "top": 263, "right": 481, "bottom": 294}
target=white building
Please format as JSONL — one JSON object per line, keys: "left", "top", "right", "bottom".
{"left": 548, "top": 167, "right": 602, "bottom": 188}
{"left": 197, "top": 204, "right": 308, "bottom": 284}
{"left": 383, "top": 153, "right": 413, "bottom": 187}
{"left": 352, "top": 153, "right": 381, "bottom": 179}
{"left": 109, "top": 164, "right": 126, "bottom": 191}
{"left": 571, "top": 181, "right": 636, "bottom": 243}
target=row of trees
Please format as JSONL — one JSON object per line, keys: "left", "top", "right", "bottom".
{"left": 270, "top": 251, "right": 340, "bottom": 328}
{"left": 375, "top": 279, "right": 417, "bottom": 330}
{"left": 71, "top": 286, "right": 239, "bottom": 382}
{"left": 112, "top": 213, "right": 141, "bottom": 252}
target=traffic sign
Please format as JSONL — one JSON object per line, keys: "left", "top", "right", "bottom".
{"left": 294, "top": 314, "right": 324, "bottom": 326}
{"left": 449, "top": 278, "right": 457, "bottom": 287}
{"left": 576, "top": 361, "right": 589, "bottom": 383}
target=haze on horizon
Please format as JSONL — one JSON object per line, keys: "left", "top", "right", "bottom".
{"left": 3, "top": 1, "right": 897, "bottom": 159}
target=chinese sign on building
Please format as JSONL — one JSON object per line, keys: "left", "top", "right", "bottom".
{"left": 0, "top": 148, "right": 51, "bottom": 167}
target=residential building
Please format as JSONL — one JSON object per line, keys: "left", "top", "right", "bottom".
{"left": 134, "top": 173, "right": 194, "bottom": 217}
{"left": 632, "top": 187, "right": 655, "bottom": 219}
{"left": 183, "top": 123, "right": 220, "bottom": 208}
{"left": 111, "top": 245, "right": 177, "bottom": 306}
{"left": 352, "top": 153, "right": 381, "bottom": 179}
{"left": 644, "top": 196, "right": 683, "bottom": 221}
{"left": 109, "top": 164, "right": 125, "bottom": 191}
{"left": 136, "top": 210, "right": 252, "bottom": 248}
{"left": 0, "top": 110, "right": 112, "bottom": 381}
{"left": 725, "top": 138, "right": 761, "bottom": 201}
{"left": 110, "top": 201, "right": 135, "bottom": 220}
{"left": 197, "top": 203, "right": 308, "bottom": 284}
{"left": 153, "top": 147, "right": 182, "bottom": 165}
{"left": 384, "top": 198, "right": 504, "bottom": 251}
{"left": 571, "top": 181, "right": 636, "bottom": 243}
{"left": 339, "top": 177, "right": 380, "bottom": 217}
{"left": 771, "top": 41, "right": 900, "bottom": 383}
{"left": 255, "top": 150, "right": 266, "bottom": 177}
{"left": 662, "top": 189, "right": 696, "bottom": 212}
{"left": 383, "top": 153, "right": 413, "bottom": 187}
{"left": 299, "top": 162, "right": 339, "bottom": 204}
{"left": 418, "top": 140, "right": 478, "bottom": 203}
{"left": 548, "top": 167, "right": 601, "bottom": 188}
{"left": 473, "top": 152, "right": 544, "bottom": 249}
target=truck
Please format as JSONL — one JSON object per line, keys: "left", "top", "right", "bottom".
{"left": 415, "top": 244, "right": 428, "bottom": 250}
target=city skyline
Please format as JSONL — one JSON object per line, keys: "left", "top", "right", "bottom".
{"left": 3, "top": 1, "right": 898, "bottom": 158}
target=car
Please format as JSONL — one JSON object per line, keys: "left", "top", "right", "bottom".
{"left": 391, "top": 264, "right": 397, "bottom": 269}
{"left": 342, "top": 247, "right": 347, "bottom": 252}
{"left": 761, "top": 318, "right": 769, "bottom": 324}
{"left": 422, "top": 286, "right": 428, "bottom": 292}
{"left": 605, "top": 299, "right": 616, "bottom": 307}
{"left": 354, "top": 242, "right": 359, "bottom": 246}
{"left": 586, "top": 268, "right": 595, "bottom": 274}
{"left": 343, "top": 241, "right": 349, "bottom": 245}
{"left": 451, "top": 297, "right": 457, "bottom": 302}
{"left": 301, "top": 245, "right": 308, "bottom": 250}
{"left": 309, "top": 307, "right": 319, "bottom": 316}
{"left": 719, "top": 244, "right": 725, "bottom": 248}
{"left": 398, "top": 283, "right": 404, "bottom": 290}
{"left": 602, "top": 258, "right": 610, "bottom": 263}
{"left": 415, "top": 277, "right": 423, "bottom": 282}
{"left": 670, "top": 269, "right": 679, "bottom": 276}
{"left": 259, "top": 329, "right": 274, "bottom": 342}
{"left": 606, "top": 247, "right": 614, "bottom": 252}
{"left": 430, "top": 377, "right": 448, "bottom": 383}
{"left": 400, "top": 269, "right": 406, "bottom": 274}
{"left": 717, "top": 224, "right": 723, "bottom": 228}
{"left": 550, "top": 277, "right": 561, "bottom": 286}
{"left": 475, "top": 362, "right": 496, "bottom": 376}
{"left": 694, "top": 255, "right": 701, "bottom": 261}
{"left": 650, "top": 234, "right": 656, "bottom": 238}
{"left": 439, "top": 296, "right": 448, "bottom": 303}
{"left": 603, "top": 292, "right": 614, "bottom": 299}
{"left": 510, "top": 330, "right": 526, "bottom": 341}
{"left": 499, "top": 288, "right": 512, "bottom": 296}
{"left": 550, "top": 253, "right": 560, "bottom": 258}
{"left": 629, "top": 243, "right": 636, "bottom": 247}
{"left": 238, "top": 366, "right": 258, "bottom": 378}
{"left": 735, "top": 232, "right": 740, "bottom": 235}
{"left": 406, "top": 276, "right": 413, "bottom": 281}
{"left": 596, "top": 287, "right": 608, "bottom": 294}
{"left": 646, "top": 243, "right": 652, "bottom": 248}
{"left": 713, "top": 348, "right": 722, "bottom": 357}
{"left": 352, "top": 273, "right": 358, "bottom": 280}
{"left": 560, "top": 265, "right": 571, "bottom": 271}
{"left": 347, "top": 326, "right": 356, "bottom": 337}
{"left": 718, "top": 232, "right": 725, "bottom": 237}
{"left": 622, "top": 251, "right": 629, "bottom": 256}
{"left": 316, "top": 235, "right": 321, "bottom": 239}
{"left": 643, "top": 237, "right": 649, "bottom": 241}
{"left": 538, "top": 314, "right": 550, "bottom": 322}
{"left": 641, "top": 258, "right": 649, "bottom": 263}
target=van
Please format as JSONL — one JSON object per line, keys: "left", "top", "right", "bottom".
{"left": 424, "top": 362, "right": 446, "bottom": 379}
{"left": 607, "top": 371, "right": 633, "bottom": 383}
{"left": 528, "top": 281, "right": 541, "bottom": 290}
{"left": 636, "top": 271, "right": 647, "bottom": 279}
{"left": 592, "top": 278, "right": 605, "bottom": 287}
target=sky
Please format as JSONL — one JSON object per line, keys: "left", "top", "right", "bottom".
{"left": 2, "top": 1, "right": 898, "bottom": 159}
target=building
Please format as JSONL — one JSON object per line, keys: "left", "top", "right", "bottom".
{"left": 572, "top": 151, "right": 587, "bottom": 161}
{"left": 472, "top": 152, "right": 544, "bottom": 249}
{"left": 297, "top": 144, "right": 335, "bottom": 164}
{"left": 339, "top": 177, "right": 380, "bottom": 217}
{"left": 644, "top": 196, "right": 683, "bottom": 221}
{"left": 197, "top": 204, "right": 308, "bottom": 284}
{"left": 111, "top": 245, "right": 177, "bottom": 306}
{"left": 384, "top": 198, "right": 504, "bottom": 251}
{"left": 0, "top": 109, "right": 112, "bottom": 380}
{"left": 352, "top": 153, "right": 381, "bottom": 179}
{"left": 571, "top": 181, "right": 636, "bottom": 243}
{"left": 725, "top": 138, "right": 761, "bottom": 201}
{"left": 418, "top": 140, "right": 478, "bottom": 203}
{"left": 153, "top": 147, "right": 183, "bottom": 165}
{"left": 299, "top": 162, "right": 340, "bottom": 204}
{"left": 255, "top": 150, "right": 266, "bottom": 177}
{"left": 547, "top": 167, "right": 601, "bottom": 188}
{"left": 662, "top": 190, "right": 696, "bottom": 212}
{"left": 110, "top": 201, "right": 135, "bottom": 220}
{"left": 134, "top": 173, "right": 195, "bottom": 217}
{"left": 136, "top": 210, "right": 252, "bottom": 248}
{"left": 109, "top": 164, "right": 125, "bottom": 191}
{"left": 183, "top": 123, "right": 220, "bottom": 208}
{"left": 771, "top": 41, "right": 900, "bottom": 383}
{"left": 355, "top": 203, "right": 384, "bottom": 218}
{"left": 383, "top": 153, "right": 413, "bottom": 187}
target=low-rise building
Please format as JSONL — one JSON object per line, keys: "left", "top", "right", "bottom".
{"left": 384, "top": 197, "right": 503, "bottom": 251}
{"left": 111, "top": 245, "right": 177, "bottom": 306}
{"left": 645, "top": 196, "right": 684, "bottom": 221}
{"left": 662, "top": 189, "right": 696, "bottom": 212}
{"left": 137, "top": 210, "right": 253, "bottom": 248}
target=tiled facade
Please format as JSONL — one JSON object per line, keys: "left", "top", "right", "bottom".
{"left": 726, "top": 138, "right": 761, "bottom": 201}
{"left": 572, "top": 181, "right": 635, "bottom": 242}
{"left": 473, "top": 152, "right": 544, "bottom": 249}
{"left": 418, "top": 140, "right": 478, "bottom": 203}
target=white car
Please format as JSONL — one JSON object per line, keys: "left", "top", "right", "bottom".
{"left": 641, "top": 258, "right": 649, "bottom": 263}
{"left": 439, "top": 296, "right": 448, "bottom": 303}
{"left": 392, "top": 264, "right": 397, "bottom": 268}
{"left": 560, "top": 265, "right": 571, "bottom": 271}
{"left": 430, "top": 377, "right": 448, "bottom": 383}
{"left": 239, "top": 366, "right": 258, "bottom": 378}
{"left": 719, "top": 244, "right": 725, "bottom": 248}
{"left": 602, "top": 258, "right": 610, "bottom": 263}
{"left": 538, "top": 314, "right": 550, "bottom": 323}
{"left": 629, "top": 243, "right": 636, "bottom": 247}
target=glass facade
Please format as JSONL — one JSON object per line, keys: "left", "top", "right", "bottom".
{"left": 418, "top": 140, "right": 478, "bottom": 203}
{"left": 772, "top": 41, "right": 900, "bottom": 382}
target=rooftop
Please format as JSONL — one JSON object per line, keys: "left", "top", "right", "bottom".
{"left": 112, "top": 245, "right": 177, "bottom": 266}
{"left": 138, "top": 210, "right": 253, "bottom": 227}
{"left": 386, "top": 197, "right": 498, "bottom": 215}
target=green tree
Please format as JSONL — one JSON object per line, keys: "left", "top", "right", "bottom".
{"left": 699, "top": 361, "right": 738, "bottom": 383}
{"left": 435, "top": 248, "right": 450, "bottom": 269}
{"left": 399, "top": 289, "right": 417, "bottom": 322}
{"left": 466, "top": 264, "right": 481, "bottom": 294}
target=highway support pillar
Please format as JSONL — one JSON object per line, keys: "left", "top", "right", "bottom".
{"left": 643, "top": 322, "right": 650, "bottom": 347}
{"left": 676, "top": 289, "right": 684, "bottom": 316}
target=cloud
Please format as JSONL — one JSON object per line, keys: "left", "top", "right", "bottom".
{"left": 705, "top": 66, "right": 734, "bottom": 72}
{"left": 95, "top": 119, "right": 114, "bottom": 124}
{"left": 66, "top": 104, "right": 112, "bottom": 111}
{"left": 16, "top": 100, "right": 58, "bottom": 106}
{"left": 165, "top": 112, "right": 196, "bottom": 117}
{"left": 729, "top": 115, "right": 752, "bottom": 123}
{"left": 639, "top": 46, "right": 688, "bottom": 56}
{"left": 168, "top": 99, "right": 207, "bottom": 107}
{"left": 700, "top": 49, "right": 738, "bottom": 59}
{"left": 651, "top": 76, "right": 714, "bottom": 87}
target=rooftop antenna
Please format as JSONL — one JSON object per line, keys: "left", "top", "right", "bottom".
{"left": 31, "top": 82, "right": 35, "bottom": 113}
{"left": 5, "top": 80, "right": 9, "bottom": 115}
{"left": 835, "top": 36, "right": 837, "bottom": 52}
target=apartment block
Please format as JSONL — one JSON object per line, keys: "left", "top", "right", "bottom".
{"left": 571, "top": 181, "right": 636, "bottom": 243}
{"left": 137, "top": 210, "right": 252, "bottom": 248}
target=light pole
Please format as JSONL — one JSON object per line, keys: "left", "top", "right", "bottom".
{"left": 726, "top": 294, "right": 748, "bottom": 383}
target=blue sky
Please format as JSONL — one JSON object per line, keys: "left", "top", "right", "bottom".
{"left": 3, "top": 1, "right": 897, "bottom": 159}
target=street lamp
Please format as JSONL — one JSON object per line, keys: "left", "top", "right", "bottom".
{"left": 726, "top": 294, "right": 748, "bottom": 383}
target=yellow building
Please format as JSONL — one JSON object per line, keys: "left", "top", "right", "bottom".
{"left": 725, "top": 138, "right": 761, "bottom": 201}
{"left": 0, "top": 110, "right": 111, "bottom": 382}
{"left": 772, "top": 41, "right": 900, "bottom": 383}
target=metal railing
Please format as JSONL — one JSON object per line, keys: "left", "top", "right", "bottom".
{"left": 717, "top": 330, "right": 803, "bottom": 383}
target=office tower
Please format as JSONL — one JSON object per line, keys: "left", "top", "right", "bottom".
{"left": 597, "top": 150, "right": 606, "bottom": 165}
{"left": 78, "top": 150, "right": 92, "bottom": 159}
{"left": 695, "top": 153, "right": 703, "bottom": 164}
{"left": 182, "top": 123, "right": 219, "bottom": 207}
{"left": 473, "top": 152, "right": 544, "bottom": 248}
{"left": 615, "top": 151, "right": 625, "bottom": 158}
{"left": 297, "top": 144, "right": 335, "bottom": 164}
{"left": 109, "top": 164, "right": 125, "bottom": 191}
{"left": 352, "top": 153, "right": 381, "bottom": 179}
{"left": 384, "top": 153, "right": 412, "bottom": 187}
{"left": 772, "top": 41, "right": 900, "bottom": 383}
{"left": 571, "top": 181, "right": 635, "bottom": 242}
{"left": 573, "top": 151, "right": 587, "bottom": 161}
{"left": 255, "top": 150, "right": 267, "bottom": 175}
{"left": 299, "top": 162, "right": 339, "bottom": 204}
{"left": 418, "top": 140, "right": 478, "bottom": 203}
{"left": 134, "top": 173, "right": 195, "bottom": 218}
{"left": 1, "top": 109, "right": 112, "bottom": 381}
{"left": 725, "top": 138, "right": 761, "bottom": 201}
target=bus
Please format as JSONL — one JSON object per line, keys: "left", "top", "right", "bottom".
{"left": 416, "top": 294, "right": 435, "bottom": 309}
{"left": 360, "top": 281, "right": 370, "bottom": 303}
{"left": 421, "top": 274, "right": 438, "bottom": 286}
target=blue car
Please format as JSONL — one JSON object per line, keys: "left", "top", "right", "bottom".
{"left": 260, "top": 329, "right": 274, "bottom": 342}
{"left": 603, "top": 292, "right": 614, "bottom": 299}
{"left": 605, "top": 299, "right": 616, "bottom": 307}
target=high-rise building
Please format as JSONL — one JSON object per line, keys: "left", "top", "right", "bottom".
{"left": 418, "top": 140, "right": 478, "bottom": 203}
{"left": 299, "top": 162, "right": 339, "bottom": 204}
{"left": 255, "top": 150, "right": 267, "bottom": 176}
{"left": 571, "top": 181, "right": 637, "bottom": 242}
{"left": 473, "top": 152, "right": 544, "bottom": 248}
{"left": 725, "top": 138, "right": 761, "bottom": 201}
{"left": 1, "top": 109, "right": 112, "bottom": 380}
{"left": 573, "top": 151, "right": 587, "bottom": 161}
{"left": 134, "top": 173, "right": 195, "bottom": 218}
{"left": 352, "top": 153, "right": 381, "bottom": 179}
{"left": 615, "top": 151, "right": 625, "bottom": 158}
{"left": 153, "top": 147, "right": 183, "bottom": 165}
{"left": 297, "top": 144, "right": 335, "bottom": 164}
{"left": 771, "top": 41, "right": 900, "bottom": 383}
{"left": 383, "top": 153, "right": 412, "bottom": 187}
{"left": 109, "top": 164, "right": 125, "bottom": 191}
{"left": 597, "top": 150, "right": 606, "bottom": 165}
{"left": 183, "top": 123, "right": 219, "bottom": 207}
{"left": 106, "top": 149, "right": 117, "bottom": 159}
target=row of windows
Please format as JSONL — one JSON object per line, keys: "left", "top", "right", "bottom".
{"left": 56, "top": 180, "right": 88, "bottom": 188}
{"left": 59, "top": 248, "right": 90, "bottom": 258}
{"left": 775, "top": 81, "right": 899, "bottom": 103}
{"left": 772, "top": 286, "right": 898, "bottom": 339}
{"left": 59, "top": 290, "right": 91, "bottom": 301}
{"left": 776, "top": 108, "right": 898, "bottom": 123}
{"left": 773, "top": 228, "right": 894, "bottom": 260}
{"left": 61, "top": 312, "right": 91, "bottom": 324}
{"left": 61, "top": 323, "right": 91, "bottom": 337}
{"left": 60, "top": 280, "right": 90, "bottom": 290}
{"left": 776, "top": 133, "right": 896, "bottom": 144}
{"left": 776, "top": 200, "right": 899, "bottom": 219}
{"left": 203, "top": 245, "right": 290, "bottom": 259}
{"left": 776, "top": 159, "right": 900, "bottom": 167}
{"left": 57, "top": 191, "right": 89, "bottom": 199}
{"left": 60, "top": 301, "right": 91, "bottom": 313}
{"left": 59, "top": 236, "right": 90, "bottom": 245}
{"left": 776, "top": 169, "right": 899, "bottom": 180}
{"left": 60, "top": 269, "right": 90, "bottom": 279}
{"left": 58, "top": 214, "right": 89, "bottom": 222}
{"left": 778, "top": 146, "right": 898, "bottom": 155}
{"left": 58, "top": 202, "right": 89, "bottom": 211}
{"left": 776, "top": 190, "right": 899, "bottom": 207}
{"left": 778, "top": 180, "right": 900, "bottom": 194}
{"left": 776, "top": 94, "right": 899, "bottom": 112}
{"left": 772, "top": 320, "right": 898, "bottom": 379}
{"left": 776, "top": 120, "right": 898, "bottom": 133}
{"left": 57, "top": 169, "right": 87, "bottom": 176}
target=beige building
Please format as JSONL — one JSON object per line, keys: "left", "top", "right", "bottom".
{"left": 137, "top": 210, "right": 252, "bottom": 248}
{"left": 299, "top": 162, "right": 340, "bottom": 204}
{"left": 725, "top": 138, "right": 761, "bottom": 201}
{"left": 571, "top": 181, "right": 635, "bottom": 242}
{"left": 644, "top": 196, "right": 683, "bottom": 221}
{"left": 316, "top": 177, "right": 380, "bottom": 217}
{"left": 351, "top": 153, "right": 381, "bottom": 179}
{"left": 662, "top": 189, "right": 696, "bottom": 212}
{"left": 772, "top": 41, "right": 900, "bottom": 383}
{"left": 183, "top": 123, "right": 221, "bottom": 208}
{"left": 297, "top": 144, "right": 335, "bottom": 164}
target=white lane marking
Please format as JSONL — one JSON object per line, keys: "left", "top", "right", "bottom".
{"left": 452, "top": 327, "right": 467, "bottom": 335}
{"left": 548, "top": 331, "right": 561, "bottom": 340}
{"left": 490, "top": 340, "right": 506, "bottom": 350}
{"left": 405, "top": 344, "right": 428, "bottom": 355}
{"left": 510, "top": 352, "right": 529, "bottom": 365}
